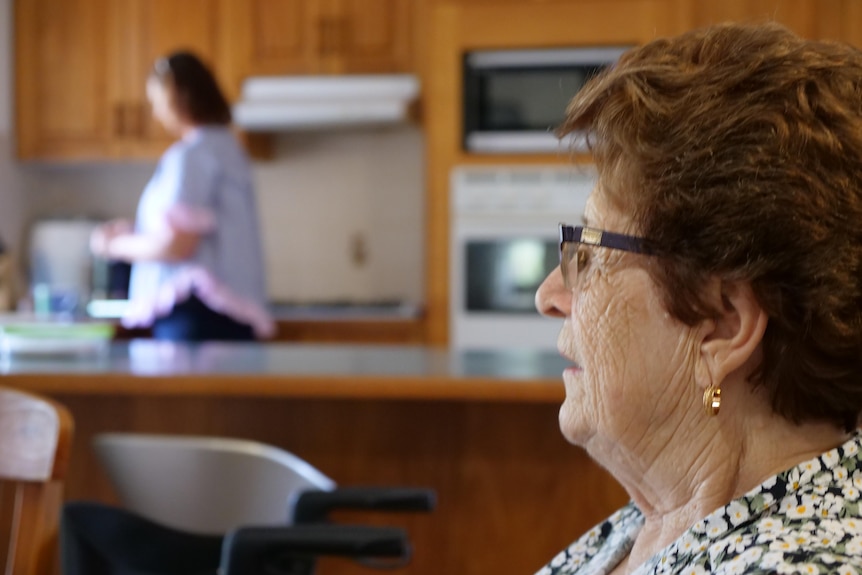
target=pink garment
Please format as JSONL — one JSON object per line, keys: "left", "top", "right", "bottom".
{"left": 122, "top": 265, "right": 276, "bottom": 339}
{"left": 122, "top": 203, "right": 275, "bottom": 339}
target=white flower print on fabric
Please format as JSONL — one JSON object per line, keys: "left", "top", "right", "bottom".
{"left": 534, "top": 431, "right": 862, "bottom": 575}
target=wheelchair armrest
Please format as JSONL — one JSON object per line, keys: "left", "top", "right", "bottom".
{"left": 220, "top": 524, "right": 409, "bottom": 575}
{"left": 293, "top": 486, "right": 436, "bottom": 524}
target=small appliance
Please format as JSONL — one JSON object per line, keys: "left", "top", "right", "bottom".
{"left": 28, "top": 218, "right": 131, "bottom": 316}
{"left": 462, "top": 46, "right": 627, "bottom": 154}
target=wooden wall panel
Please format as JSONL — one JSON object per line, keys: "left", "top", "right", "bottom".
{"left": 54, "top": 394, "right": 628, "bottom": 575}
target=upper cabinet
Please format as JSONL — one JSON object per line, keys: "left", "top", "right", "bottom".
{"left": 15, "top": 0, "right": 417, "bottom": 161}
{"left": 112, "top": 0, "right": 225, "bottom": 158}
{"left": 14, "top": 0, "right": 418, "bottom": 161}
{"left": 220, "top": 0, "right": 414, "bottom": 93}
{"left": 15, "top": 0, "right": 115, "bottom": 159}
{"left": 15, "top": 0, "right": 224, "bottom": 161}
{"left": 683, "top": 0, "right": 862, "bottom": 46}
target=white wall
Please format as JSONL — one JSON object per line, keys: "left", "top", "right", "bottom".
{"left": 3, "top": 0, "right": 426, "bottom": 305}
{"left": 23, "top": 129, "right": 426, "bottom": 304}
{"left": 255, "top": 128, "right": 425, "bottom": 303}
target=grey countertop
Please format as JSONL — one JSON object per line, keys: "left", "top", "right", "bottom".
{"left": 86, "top": 300, "right": 423, "bottom": 321}
{"left": 0, "top": 340, "right": 564, "bottom": 377}
{"left": 0, "top": 341, "right": 570, "bottom": 403}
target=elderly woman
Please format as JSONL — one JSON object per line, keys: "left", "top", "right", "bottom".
{"left": 534, "top": 22, "right": 862, "bottom": 575}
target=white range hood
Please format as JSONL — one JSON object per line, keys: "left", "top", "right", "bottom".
{"left": 232, "top": 74, "right": 420, "bottom": 131}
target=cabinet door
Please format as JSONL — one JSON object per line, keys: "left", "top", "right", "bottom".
{"left": 222, "top": 0, "right": 323, "bottom": 86}
{"left": 326, "top": 0, "right": 413, "bottom": 73}
{"left": 15, "top": 0, "right": 116, "bottom": 159}
{"left": 15, "top": 0, "right": 225, "bottom": 160}
{"left": 816, "top": 0, "right": 862, "bottom": 47}
{"left": 221, "top": 0, "right": 414, "bottom": 88}
{"left": 687, "top": 0, "right": 855, "bottom": 41}
{"left": 117, "top": 0, "right": 226, "bottom": 158}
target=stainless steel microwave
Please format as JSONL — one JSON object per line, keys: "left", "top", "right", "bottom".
{"left": 462, "top": 46, "right": 628, "bottom": 154}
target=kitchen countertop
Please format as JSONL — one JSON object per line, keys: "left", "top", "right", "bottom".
{"left": 0, "top": 341, "right": 569, "bottom": 402}
{"left": 86, "top": 300, "right": 424, "bottom": 321}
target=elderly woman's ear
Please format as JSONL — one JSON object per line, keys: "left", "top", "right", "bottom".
{"left": 696, "top": 278, "right": 768, "bottom": 392}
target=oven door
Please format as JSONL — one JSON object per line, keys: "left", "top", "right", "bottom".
{"left": 450, "top": 219, "right": 564, "bottom": 351}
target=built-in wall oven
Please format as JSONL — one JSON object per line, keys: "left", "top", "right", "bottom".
{"left": 450, "top": 165, "right": 594, "bottom": 350}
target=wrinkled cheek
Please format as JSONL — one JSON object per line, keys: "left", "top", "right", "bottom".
{"left": 557, "top": 374, "right": 599, "bottom": 445}
{"left": 558, "top": 399, "right": 583, "bottom": 444}
{"left": 558, "top": 353, "right": 625, "bottom": 445}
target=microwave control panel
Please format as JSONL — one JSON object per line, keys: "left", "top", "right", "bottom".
{"left": 450, "top": 165, "right": 595, "bottom": 216}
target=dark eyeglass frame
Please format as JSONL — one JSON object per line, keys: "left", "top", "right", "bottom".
{"left": 559, "top": 223, "right": 649, "bottom": 289}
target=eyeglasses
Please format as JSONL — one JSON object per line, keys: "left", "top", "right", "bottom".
{"left": 559, "top": 223, "right": 649, "bottom": 289}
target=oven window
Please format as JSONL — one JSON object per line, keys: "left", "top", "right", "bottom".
{"left": 465, "top": 238, "right": 558, "bottom": 313}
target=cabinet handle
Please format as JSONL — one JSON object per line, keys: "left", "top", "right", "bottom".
{"left": 319, "top": 17, "right": 336, "bottom": 56}
{"left": 113, "top": 104, "right": 125, "bottom": 137}
{"left": 137, "top": 102, "right": 148, "bottom": 138}
{"left": 318, "top": 16, "right": 350, "bottom": 58}
{"left": 337, "top": 17, "right": 350, "bottom": 56}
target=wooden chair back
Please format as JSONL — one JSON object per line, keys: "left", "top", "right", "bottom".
{"left": 0, "top": 387, "right": 73, "bottom": 575}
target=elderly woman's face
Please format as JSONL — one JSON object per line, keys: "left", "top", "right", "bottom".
{"left": 535, "top": 188, "right": 701, "bottom": 451}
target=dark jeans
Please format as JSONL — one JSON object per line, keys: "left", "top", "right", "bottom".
{"left": 152, "top": 294, "right": 255, "bottom": 342}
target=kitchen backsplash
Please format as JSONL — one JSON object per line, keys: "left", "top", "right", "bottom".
{"left": 18, "top": 126, "right": 425, "bottom": 305}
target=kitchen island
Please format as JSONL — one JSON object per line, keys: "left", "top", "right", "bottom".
{"left": 0, "top": 342, "right": 627, "bottom": 575}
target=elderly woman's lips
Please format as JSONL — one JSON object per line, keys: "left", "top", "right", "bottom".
{"left": 561, "top": 357, "right": 582, "bottom": 372}
{"left": 556, "top": 346, "right": 581, "bottom": 371}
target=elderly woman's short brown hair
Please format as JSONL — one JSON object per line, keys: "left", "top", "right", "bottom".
{"left": 560, "top": 22, "right": 862, "bottom": 430}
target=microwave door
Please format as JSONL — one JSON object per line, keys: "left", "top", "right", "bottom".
{"left": 463, "top": 46, "right": 628, "bottom": 153}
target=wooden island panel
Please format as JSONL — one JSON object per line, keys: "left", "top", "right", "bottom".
{"left": 1, "top": 343, "right": 628, "bottom": 575}
{"left": 49, "top": 395, "right": 626, "bottom": 575}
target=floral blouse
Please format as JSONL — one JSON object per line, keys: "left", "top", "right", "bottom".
{"left": 536, "top": 431, "right": 862, "bottom": 575}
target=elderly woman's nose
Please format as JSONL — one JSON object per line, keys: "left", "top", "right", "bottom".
{"left": 535, "top": 266, "right": 570, "bottom": 318}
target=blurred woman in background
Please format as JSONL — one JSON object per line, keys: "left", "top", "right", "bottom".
{"left": 91, "top": 51, "right": 274, "bottom": 341}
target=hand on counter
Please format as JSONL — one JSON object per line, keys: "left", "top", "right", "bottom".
{"left": 90, "top": 219, "right": 134, "bottom": 259}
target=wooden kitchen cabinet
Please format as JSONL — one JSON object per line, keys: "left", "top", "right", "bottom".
{"left": 16, "top": 0, "right": 415, "bottom": 160}
{"left": 15, "top": 0, "right": 115, "bottom": 159}
{"left": 15, "top": 0, "right": 225, "bottom": 161}
{"left": 220, "top": 0, "right": 414, "bottom": 93}
{"left": 111, "top": 0, "right": 226, "bottom": 158}
{"left": 683, "top": 0, "right": 862, "bottom": 45}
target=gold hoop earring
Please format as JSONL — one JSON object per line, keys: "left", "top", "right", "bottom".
{"left": 703, "top": 385, "right": 721, "bottom": 416}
